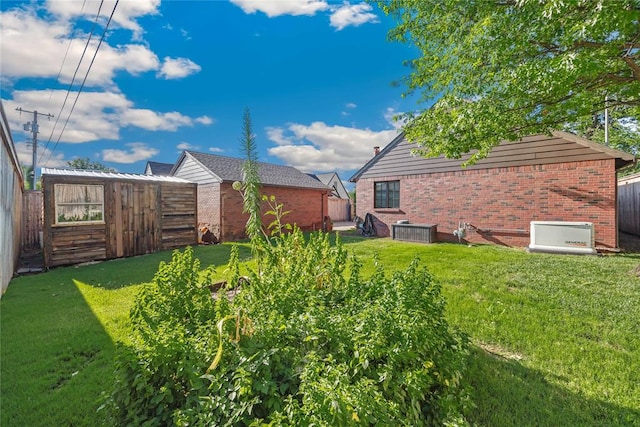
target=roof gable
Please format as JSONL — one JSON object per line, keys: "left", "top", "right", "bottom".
{"left": 182, "top": 151, "right": 330, "bottom": 191}
{"left": 350, "top": 131, "right": 635, "bottom": 182}
{"left": 145, "top": 161, "right": 174, "bottom": 176}
{"left": 310, "top": 172, "right": 349, "bottom": 199}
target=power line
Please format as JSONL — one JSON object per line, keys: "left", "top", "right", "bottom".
{"left": 49, "top": 0, "right": 88, "bottom": 101}
{"left": 47, "top": 0, "right": 120, "bottom": 162}
{"left": 40, "top": 0, "right": 104, "bottom": 164}
{"left": 42, "top": 0, "right": 119, "bottom": 167}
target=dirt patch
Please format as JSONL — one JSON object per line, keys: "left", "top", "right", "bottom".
{"left": 476, "top": 342, "right": 524, "bottom": 361}
{"left": 16, "top": 248, "right": 44, "bottom": 274}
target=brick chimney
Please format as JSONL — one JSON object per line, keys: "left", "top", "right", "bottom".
{"left": 374, "top": 146, "right": 380, "bottom": 156}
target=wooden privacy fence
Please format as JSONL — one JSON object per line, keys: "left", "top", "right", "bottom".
{"left": 618, "top": 175, "right": 640, "bottom": 236}
{"left": 328, "top": 198, "right": 351, "bottom": 222}
{"left": 22, "top": 190, "right": 43, "bottom": 250}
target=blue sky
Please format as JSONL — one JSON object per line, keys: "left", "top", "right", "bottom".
{"left": 1, "top": 0, "right": 426, "bottom": 187}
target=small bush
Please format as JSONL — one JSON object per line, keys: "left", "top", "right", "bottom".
{"left": 105, "top": 230, "right": 471, "bottom": 426}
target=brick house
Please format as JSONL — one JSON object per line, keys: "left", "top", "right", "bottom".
{"left": 171, "top": 151, "right": 330, "bottom": 242}
{"left": 349, "top": 131, "right": 635, "bottom": 249}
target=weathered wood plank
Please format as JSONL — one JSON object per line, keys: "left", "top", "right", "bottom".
{"left": 42, "top": 174, "right": 197, "bottom": 267}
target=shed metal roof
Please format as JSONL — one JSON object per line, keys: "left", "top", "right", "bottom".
{"left": 41, "top": 167, "right": 193, "bottom": 183}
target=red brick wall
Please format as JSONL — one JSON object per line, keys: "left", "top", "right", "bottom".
{"left": 197, "top": 183, "right": 221, "bottom": 239}
{"left": 355, "top": 159, "right": 619, "bottom": 248}
{"left": 220, "top": 184, "right": 328, "bottom": 241}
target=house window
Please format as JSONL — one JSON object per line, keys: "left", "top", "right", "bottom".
{"left": 374, "top": 180, "right": 400, "bottom": 209}
{"left": 54, "top": 184, "right": 104, "bottom": 225}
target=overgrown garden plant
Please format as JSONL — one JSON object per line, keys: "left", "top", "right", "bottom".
{"left": 105, "top": 109, "right": 471, "bottom": 425}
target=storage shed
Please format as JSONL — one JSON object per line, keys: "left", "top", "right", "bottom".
{"left": 41, "top": 168, "right": 197, "bottom": 268}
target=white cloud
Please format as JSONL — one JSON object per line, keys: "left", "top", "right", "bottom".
{"left": 346, "top": 102, "right": 357, "bottom": 109}
{"left": 230, "top": 0, "right": 379, "bottom": 30}
{"left": 3, "top": 90, "right": 213, "bottom": 145}
{"left": 180, "top": 28, "right": 191, "bottom": 40}
{"left": 384, "top": 107, "right": 405, "bottom": 129}
{"left": 121, "top": 109, "right": 193, "bottom": 131}
{"left": 102, "top": 142, "right": 158, "bottom": 163}
{"left": 209, "top": 147, "right": 224, "bottom": 153}
{"left": 5, "top": 90, "right": 125, "bottom": 144}
{"left": 330, "top": 3, "right": 379, "bottom": 31}
{"left": 14, "top": 141, "right": 68, "bottom": 169}
{"left": 177, "top": 141, "right": 199, "bottom": 151}
{"left": 0, "top": 4, "right": 202, "bottom": 87}
{"left": 267, "top": 121, "right": 398, "bottom": 172}
{"left": 230, "top": 0, "right": 329, "bottom": 17}
{"left": 158, "top": 57, "right": 201, "bottom": 80}
{"left": 195, "top": 116, "right": 214, "bottom": 125}
{"left": 46, "top": 0, "right": 161, "bottom": 39}
{"left": 266, "top": 126, "right": 294, "bottom": 146}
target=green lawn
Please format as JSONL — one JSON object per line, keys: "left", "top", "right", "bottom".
{"left": 1, "top": 235, "right": 639, "bottom": 426}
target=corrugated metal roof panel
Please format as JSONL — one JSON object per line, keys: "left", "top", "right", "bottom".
{"left": 41, "top": 168, "right": 193, "bottom": 183}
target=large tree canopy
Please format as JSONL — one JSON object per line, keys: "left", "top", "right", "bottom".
{"left": 379, "top": 0, "right": 640, "bottom": 165}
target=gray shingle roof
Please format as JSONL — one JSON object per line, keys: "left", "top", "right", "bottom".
{"left": 187, "top": 151, "right": 330, "bottom": 190}
{"left": 146, "top": 161, "right": 174, "bottom": 176}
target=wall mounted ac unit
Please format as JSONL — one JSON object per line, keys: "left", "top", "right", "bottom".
{"left": 528, "top": 221, "right": 596, "bottom": 255}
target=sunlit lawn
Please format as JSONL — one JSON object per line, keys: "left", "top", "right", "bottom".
{"left": 1, "top": 234, "right": 639, "bottom": 426}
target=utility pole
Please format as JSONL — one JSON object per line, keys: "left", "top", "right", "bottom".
{"left": 16, "top": 107, "right": 54, "bottom": 190}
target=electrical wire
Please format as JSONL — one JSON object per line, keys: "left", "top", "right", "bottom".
{"left": 48, "top": 0, "right": 87, "bottom": 101}
{"left": 43, "top": 0, "right": 119, "bottom": 168}
{"left": 39, "top": 0, "right": 105, "bottom": 164}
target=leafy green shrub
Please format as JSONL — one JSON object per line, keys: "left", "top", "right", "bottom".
{"left": 105, "top": 229, "right": 471, "bottom": 425}
{"left": 103, "top": 247, "right": 229, "bottom": 425}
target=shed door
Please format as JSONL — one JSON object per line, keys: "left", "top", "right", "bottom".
{"left": 113, "top": 183, "right": 161, "bottom": 257}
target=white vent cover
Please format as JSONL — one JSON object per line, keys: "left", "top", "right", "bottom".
{"left": 529, "top": 221, "right": 596, "bottom": 255}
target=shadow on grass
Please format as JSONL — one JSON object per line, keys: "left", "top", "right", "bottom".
{"left": 32, "top": 244, "right": 254, "bottom": 291}
{"left": 466, "top": 347, "right": 640, "bottom": 427}
{"left": 2, "top": 241, "right": 260, "bottom": 426}
{"left": 1, "top": 273, "right": 117, "bottom": 426}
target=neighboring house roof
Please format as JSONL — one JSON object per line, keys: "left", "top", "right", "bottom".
{"left": 174, "top": 151, "right": 330, "bottom": 191}
{"left": 308, "top": 172, "right": 350, "bottom": 199}
{"left": 42, "top": 168, "right": 193, "bottom": 183}
{"left": 350, "top": 131, "right": 636, "bottom": 182}
{"left": 145, "top": 161, "right": 174, "bottom": 176}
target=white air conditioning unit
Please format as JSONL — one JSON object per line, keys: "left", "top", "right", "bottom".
{"left": 528, "top": 221, "right": 596, "bottom": 255}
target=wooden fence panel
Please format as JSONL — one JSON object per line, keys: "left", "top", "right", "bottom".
{"left": 618, "top": 179, "right": 639, "bottom": 236}
{"left": 22, "top": 191, "right": 43, "bottom": 250}
{"left": 328, "top": 198, "right": 350, "bottom": 222}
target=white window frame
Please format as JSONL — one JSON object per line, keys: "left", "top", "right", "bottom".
{"left": 54, "top": 184, "right": 105, "bottom": 225}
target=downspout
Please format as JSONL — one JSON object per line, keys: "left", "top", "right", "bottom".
{"left": 321, "top": 191, "right": 325, "bottom": 231}
{"left": 220, "top": 187, "right": 224, "bottom": 242}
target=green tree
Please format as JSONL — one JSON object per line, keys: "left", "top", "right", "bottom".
{"left": 67, "top": 157, "right": 115, "bottom": 172}
{"left": 378, "top": 0, "right": 639, "bottom": 164}
{"left": 21, "top": 164, "right": 34, "bottom": 190}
